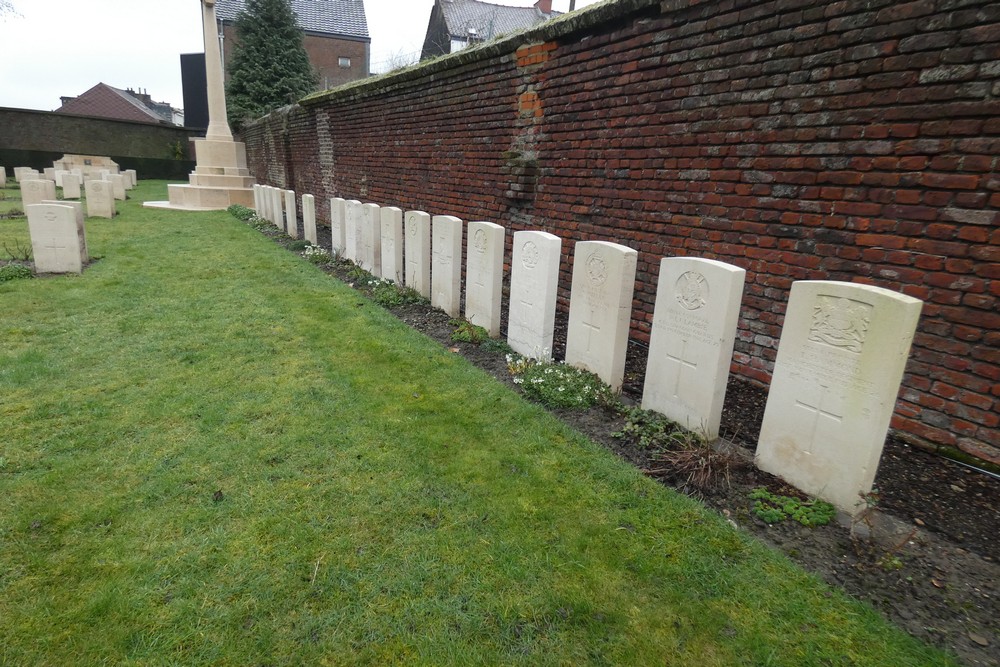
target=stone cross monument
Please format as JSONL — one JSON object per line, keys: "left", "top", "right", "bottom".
{"left": 146, "top": 0, "right": 256, "bottom": 211}
{"left": 201, "top": 0, "right": 233, "bottom": 142}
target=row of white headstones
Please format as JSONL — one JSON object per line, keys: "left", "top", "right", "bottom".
{"left": 13, "top": 165, "right": 137, "bottom": 220}
{"left": 255, "top": 184, "right": 924, "bottom": 516}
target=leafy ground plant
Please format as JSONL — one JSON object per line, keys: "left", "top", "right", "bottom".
{"left": 749, "top": 487, "right": 837, "bottom": 527}
{"left": 0, "top": 263, "right": 32, "bottom": 282}
{"left": 339, "top": 263, "right": 426, "bottom": 308}
{"left": 302, "top": 244, "right": 331, "bottom": 265}
{"left": 614, "top": 406, "right": 741, "bottom": 492}
{"left": 450, "top": 319, "right": 489, "bottom": 344}
{"left": 507, "top": 354, "right": 616, "bottom": 410}
{"left": 226, "top": 204, "right": 256, "bottom": 221}
{"left": 613, "top": 406, "right": 694, "bottom": 449}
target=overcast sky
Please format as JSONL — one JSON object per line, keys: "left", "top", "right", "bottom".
{"left": 0, "top": 0, "right": 603, "bottom": 113}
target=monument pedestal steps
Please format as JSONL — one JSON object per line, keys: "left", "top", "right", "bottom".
{"left": 146, "top": 138, "right": 255, "bottom": 211}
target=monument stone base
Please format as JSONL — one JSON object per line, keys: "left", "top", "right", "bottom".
{"left": 143, "top": 138, "right": 255, "bottom": 212}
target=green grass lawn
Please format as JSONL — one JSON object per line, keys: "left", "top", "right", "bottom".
{"left": 0, "top": 181, "right": 24, "bottom": 218}
{"left": 0, "top": 181, "right": 955, "bottom": 666}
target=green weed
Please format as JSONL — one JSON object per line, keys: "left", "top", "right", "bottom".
{"left": 613, "top": 406, "right": 695, "bottom": 449}
{"left": 749, "top": 488, "right": 837, "bottom": 527}
{"left": 302, "top": 244, "right": 331, "bottom": 265}
{"left": 450, "top": 319, "right": 489, "bottom": 344}
{"left": 226, "top": 204, "right": 256, "bottom": 221}
{"left": 0, "top": 263, "right": 32, "bottom": 282}
{"left": 507, "top": 354, "right": 616, "bottom": 410}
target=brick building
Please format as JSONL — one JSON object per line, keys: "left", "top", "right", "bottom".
{"left": 421, "top": 0, "right": 560, "bottom": 60}
{"left": 215, "top": 0, "right": 370, "bottom": 89}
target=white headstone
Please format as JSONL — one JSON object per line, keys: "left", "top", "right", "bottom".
{"left": 252, "top": 184, "right": 262, "bottom": 215}
{"left": 344, "top": 200, "right": 362, "bottom": 262}
{"left": 26, "top": 204, "right": 85, "bottom": 274}
{"left": 465, "top": 221, "right": 505, "bottom": 337}
{"left": 42, "top": 199, "right": 88, "bottom": 260}
{"left": 330, "top": 197, "right": 346, "bottom": 256}
{"left": 15, "top": 168, "right": 40, "bottom": 183}
{"left": 642, "top": 257, "right": 746, "bottom": 440}
{"left": 105, "top": 173, "right": 126, "bottom": 201}
{"left": 124, "top": 169, "right": 138, "bottom": 189}
{"left": 431, "top": 215, "right": 463, "bottom": 317}
{"left": 84, "top": 179, "right": 116, "bottom": 218}
{"left": 508, "top": 230, "right": 561, "bottom": 360}
{"left": 565, "top": 240, "right": 638, "bottom": 392}
{"left": 380, "top": 206, "right": 403, "bottom": 283}
{"left": 265, "top": 186, "right": 277, "bottom": 224}
{"left": 62, "top": 174, "right": 82, "bottom": 200}
{"left": 257, "top": 185, "right": 271, "bottom": 221}
{"left": 302, "top": 194, "right": 317, "bottom": 245}
{"left": 359, "top": 203, "right": 381, "bottom": 274}
{"left": 43, "top": 168, "right": 57, "bottom": 182}
{"left": 756, "top": 281, "right": 923, "bottom": 515}
{"left": 272, "top": 187, "right": 284, "bottom": 228}
{"left": 284, "top": 190, "right": 298, "bottom": 238}
{"left": 21, "top": 179, "right": 57, "bottom": 207}
{"left": 404, "top": 210, "right": 431, "bottom": 298}
{"left": 54, "top": 170, "right": 69, "bottom": 188}
{"left": 0, "top": 167, "right": 6, "bottom": 188}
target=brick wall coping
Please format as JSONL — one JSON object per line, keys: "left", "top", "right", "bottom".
{"left": 295, "top": 0, "right": 669, "bottom": 109}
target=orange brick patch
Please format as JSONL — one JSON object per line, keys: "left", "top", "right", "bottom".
{"left": 516, "top": 41, "right": 557, "bottom": 67}
{"left": 518, "top": 90, "right": 543, "bottom": 118}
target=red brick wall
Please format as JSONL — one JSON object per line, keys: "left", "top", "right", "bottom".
{"left": 243, "top": 0, "right": 1000, "bottom": 465}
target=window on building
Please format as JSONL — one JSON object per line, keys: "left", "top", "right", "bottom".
{"left": 339, "top": 57, "right": 351, "bottom": 68}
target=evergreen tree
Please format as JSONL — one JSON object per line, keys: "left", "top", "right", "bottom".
{"left": 225, "top": 0, "right": 317, "bottom": 131}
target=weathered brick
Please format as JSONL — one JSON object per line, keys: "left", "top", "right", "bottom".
{"left": 940, "top": 208, "right": 998, "bottom": 225}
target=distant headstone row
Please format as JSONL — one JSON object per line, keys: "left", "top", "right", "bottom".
{"left": 8, "top": 156, "right": 137, "bottom": 221}
{"left": 250, "top": 189, "right": 923, "bottom": 517}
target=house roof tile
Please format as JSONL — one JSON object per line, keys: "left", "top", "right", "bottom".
{"left": 440, "top": 0, "right": 559, "bottom": 40}
{"left": 216, "top": 0, "right": 369, "bottom": 40}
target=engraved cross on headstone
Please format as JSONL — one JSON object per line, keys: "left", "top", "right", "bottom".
{"left": 44, "top": 237, "right": 68, "bottom": 254}
{"left": 795, "top": 384, "right": 844, "bottom": 449}
{"left": 581, "top": 310, "right": 601, "bottom": 353}
{"left": 433, "top": 237, "right": 452, "bottom": 302}
{"left": 664, "top": 338, "right": 698, "bottom": 397}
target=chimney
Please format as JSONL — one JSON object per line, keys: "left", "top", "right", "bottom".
{"left": 534, "top": 0, "right": 552, "bottom": 14}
